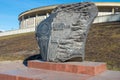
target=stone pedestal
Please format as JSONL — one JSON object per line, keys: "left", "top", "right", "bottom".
{"left": 0, "top": 60, "right": 107, "bottom": 80}
{"left": 28, "top": 60, "right": 107, "bottom": 75}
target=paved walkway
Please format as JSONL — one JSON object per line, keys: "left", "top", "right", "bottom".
{"left": 0, "top": 60, "right": 120, "bottom": 80}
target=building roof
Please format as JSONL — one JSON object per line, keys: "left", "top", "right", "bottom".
{"left": 18, "top": 5, "right": 57, "bottom": 20}
{"left": 18, "top": 2, "right": 120, "bottom": 20}
{"left": 95, "top": 2, "right": 120, "bottom": 7}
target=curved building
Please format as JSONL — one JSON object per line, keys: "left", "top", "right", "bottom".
{"left": 18, "top": 2, "right": 120, "bottom": 29}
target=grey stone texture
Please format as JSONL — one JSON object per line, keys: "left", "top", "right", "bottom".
{"left": 36, "top": 2, "right": 98, "bottom": 62}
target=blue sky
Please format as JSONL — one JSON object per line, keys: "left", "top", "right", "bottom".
{"left": 0, "top": 0, "right": 119, "bottom": 31}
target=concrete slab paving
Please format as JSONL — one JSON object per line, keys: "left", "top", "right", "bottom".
{"left": 0, "top": 60, "right": 120, "bottom": 80}
{"left": 87, "top": 70, "right": 120, "bottom": 80}
{"left": 0, "top": 60, "right": 91, "bottom": 80}
{"left": 0, "top": 60, "right": 26, "bottom": 73}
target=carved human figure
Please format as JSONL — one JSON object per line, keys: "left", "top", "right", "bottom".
{"left": 36, "top": 22, "right": 50, "bottom": 61}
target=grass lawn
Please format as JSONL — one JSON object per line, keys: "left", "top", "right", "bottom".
{"left": 0, "top": 22, "right": 120, "bottom": 71}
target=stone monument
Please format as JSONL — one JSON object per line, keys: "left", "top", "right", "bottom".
{"left": 35, "top": 2, "right": 98, "bottom": 62}
{"left": 0, "top": 2, "right": 110, "bottom": 80}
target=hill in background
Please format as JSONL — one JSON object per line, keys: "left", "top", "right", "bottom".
{"left": 0, "top": 22, "right": 120, "bottom": 71}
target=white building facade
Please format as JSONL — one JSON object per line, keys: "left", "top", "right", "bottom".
{"left": 18, "top": 2, "right": 120, "bottom": 29}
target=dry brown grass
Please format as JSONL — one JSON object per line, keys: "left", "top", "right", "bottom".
{"left": 0, "top": 22, "right": 120, "bottom": 70}
{"left": 0, "top": 32, "right": 39, "bottom": 61}
{"left": 86, "top": 22, "right": 120, "bottom": 71}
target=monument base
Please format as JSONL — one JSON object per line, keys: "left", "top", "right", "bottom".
{"left": 28, "top": 60, "right": 107, "bottom": 75}
{"left": 0, "top": 60, "right": 107, "bottom": 80}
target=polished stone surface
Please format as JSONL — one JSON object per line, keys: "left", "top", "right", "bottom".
{"left": 0, "top": 61, "right": 120, "bottom": 80}
{"left": 0, "top": 61, "right": 91, "bottom": 80}
{"left": 28, "top": 60, "right": 107, "bottom": 75}
{"left": 36, "top": 2, "right": 98, "bottom": 62}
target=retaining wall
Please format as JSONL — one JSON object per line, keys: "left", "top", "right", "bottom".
{"left": 0, "top": 14, "right": 120, "bottom": 37}
{"left": 0, "top": 28, "right": 35, "bottom": 37}
{"left": 94, "top": 14, "right": 120, "bottom": 23}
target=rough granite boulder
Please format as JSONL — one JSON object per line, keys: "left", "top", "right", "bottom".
{"left": 36, "top": 2, "right": 98, "bottom": 62}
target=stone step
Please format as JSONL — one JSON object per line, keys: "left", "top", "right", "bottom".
{"left": 0, "top": 61, "right": 119, "bottom": 80}
{"left": 28, "top": 60, "right": 107, "bottom": 75}
{"left": 0, "top": 68, "right": 92, "bottom": 80}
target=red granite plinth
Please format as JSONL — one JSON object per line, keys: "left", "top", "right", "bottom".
{"left": 0, "top": 61, "right": 120, "bottom": 80}
{"left": 28, "top": 60, "right": 107, "bottom": 75}
{"left": 0, "top": 60, "right": 107, "bottom": 80}
{"left": 0, "top": 68, "right": 92, "bottom": 80}
{"left": 0, "top": 74, "right": 35, "bottom": 80}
